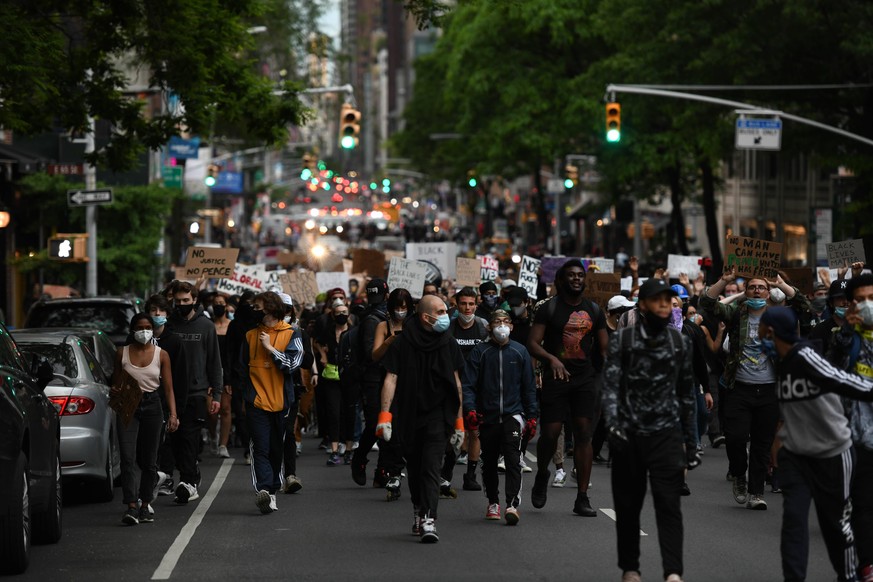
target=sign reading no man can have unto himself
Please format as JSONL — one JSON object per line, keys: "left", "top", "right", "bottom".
{"left": 725, "top": 236, "right": 783, "bottom": 278}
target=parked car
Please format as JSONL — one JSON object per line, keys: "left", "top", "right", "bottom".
{"left": 16, "top": 327, "right": 117, "bottom": 380}
{"left": 24, "top": 296, "right": 143, "bottom": 346}
{"left": 0, "top": 323, "right": 62, "bottom": 575}
{"left": 15, "top": 331, "right": 121, "bottom": 504}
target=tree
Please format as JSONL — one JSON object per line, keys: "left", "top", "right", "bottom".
{"left": 0, "top": 0, "right": 323, "bottom": 172}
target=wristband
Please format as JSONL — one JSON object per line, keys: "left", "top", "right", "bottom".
{"left": 454, "top": 417, "right": 465, "bottom": 431}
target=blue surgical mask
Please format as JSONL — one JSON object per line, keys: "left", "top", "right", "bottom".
{"left": 746, "top": 298, "right": 767, "bottom": 310}
{"left": 761, "top": 338, "right": 778, "bottom": 360}
{"left": 151, "top": 315, "right": 168, "bottom": 327}
{"left": 834, "top": 307, "right": 847, "bottom": 319}
{"left": 631, "top": 296, "right": 639, "bottom": 304}
{"left": 227, "top": 311, "right": 235, "bottom": 321}
{"left": 430, "top": 313, "right": 450, "bottom": 333}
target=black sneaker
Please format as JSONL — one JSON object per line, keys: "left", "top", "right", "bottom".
{"left": 138, "top": 507, "right": 154, "bottom": 523}
{"left": 680, "top": 482, "right": 691, "bottom": 496}
{"left": 573, "top": 492, "right": 597, "bottom": 517}
{"left": 122, "top": 507, "right": 139, "bottom": 525}
{"left": 462, "top": 472, "right": 482, "bottom": 491}
{"left": 351, "top": 460, "right": 367, "bottom": 486}
{"left": 419, "top": 517, "right": 439, "bottom": 543}
{"left": 373, "top": 468, "right": 389, "bottom": 489}
{"left": 531, "top": 470, "right": 550, "bottom": 509}
{"left": 711, "top": 435, "right": 725, "bottom": 448}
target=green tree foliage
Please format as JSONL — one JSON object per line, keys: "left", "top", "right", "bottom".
{"left": 0, "top": 0, "right": 322, "bottom": 172}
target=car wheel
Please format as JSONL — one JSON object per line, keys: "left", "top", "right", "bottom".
{"left": 0, "top": 452, "right": 31, "bottom": 574}
{"left": 95, "top": 440, "right": 115, "bottom": 503}
{"left": 33, "top": 446, "right": 62, "bottom": 544}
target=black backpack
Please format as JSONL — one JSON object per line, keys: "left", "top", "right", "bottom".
{"left": 338, "top": 309, "right": 388, "bottom": 382}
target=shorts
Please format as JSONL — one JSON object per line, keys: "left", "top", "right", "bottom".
{"left": 539, "top": 370, "right": 599, "bottom": 424}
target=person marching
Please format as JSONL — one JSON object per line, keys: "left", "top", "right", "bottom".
{"left": 462, "top": 309, "right": 538, "bottom": 525}
{"left": 602, "top": 279, "right": 699, "bottom": 582}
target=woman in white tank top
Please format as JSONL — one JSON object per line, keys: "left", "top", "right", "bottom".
{"left": 112, "top": 313, "right": 179, "bottom": 526}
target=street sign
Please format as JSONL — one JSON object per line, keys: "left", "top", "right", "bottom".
{"left": 736, "top": 117, "right": 782, "bottom": 150}
{"left": 547, "top": 179, "right": 564, "bottom": 195}
{"left": 162, "top": 166, "right": 183, "bottom": 189}
{"left": 67, "top": 188, "right": 113, "bottom": 207}
{"left": 167, "top": 136, "right": 201, "bottom": 159}
{"left": 47, "top": 163, "right": 84, "bottom": 176}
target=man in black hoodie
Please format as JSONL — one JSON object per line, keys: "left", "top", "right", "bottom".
{"left": 377, "top": 295, "right": 466, "bottom": 543}
{"left": 227, "top": 291, "right": 258, "bottom": 464}
{"left": 169, "top": 281, "right": 224, "bottom": 504}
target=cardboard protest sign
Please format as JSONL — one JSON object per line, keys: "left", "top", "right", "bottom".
{"left": 352, "top": 249, "right": 386, "bottom": 278}
{"left": 405, "top": 242, "right": 457, "bottom": 279}
{"left": 275, "top": 251, "right": 309, "bottom": 267}
{"left": 585, "top": 272, "right": 622, "bottom": 313}
{"left": 279, "top": 271, "right": 318, "bottom": 306}
{"left": 725, "top": 236, "right": 783, "bottom": 278}
{"left": 541, "top": 256, "right": 609, "bottom": 283}
{"left": 182, "top": 247, "right": 239, "bottom": 279}
{"left": 827, "top": 239, "right": 867, "bottom": 269}
{"left": 216, "top": 264, "right": 285, "bottom": 295}
{"left": 518, "top": 256, "right": 541, "bottom": 298}
{"left": 173, "top": 267, "right": 196, "bottom": 283}
{"left": 387, "top": 257, "right": 428, "bottom": 298}
{"left": 781, "top": 267, "right": 814, "bottom": 296}
{"left": 315, "top": 272, "right": 348, "bottom": 295}
{"left": 480, "top": 256, "right": 499, "bottom": 282}
{"left": 455, "top": 257, "right": 481, "bottom": 288}
{"left": 667, "top": 254, "right": 702, "bottom": 278}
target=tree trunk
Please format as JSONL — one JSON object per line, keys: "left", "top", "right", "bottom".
{"left": 700, "top": 158, "right": 723, "bottom": 282}
{"left": 532, "top": 163, "right": 550, "bottom": 247}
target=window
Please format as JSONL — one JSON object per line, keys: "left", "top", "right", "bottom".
{"left": 18, "top": 344, "right": 78, "bottom": 378}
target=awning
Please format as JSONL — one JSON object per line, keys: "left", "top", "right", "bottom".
{"left": 0, "top": 144, "right": 47, "bottom": 174}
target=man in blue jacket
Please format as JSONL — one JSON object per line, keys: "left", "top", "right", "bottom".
{"left": 463, "top": 309, "right": 538, "bottom": 525}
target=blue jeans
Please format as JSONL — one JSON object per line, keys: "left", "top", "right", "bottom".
{"left": 246, "top": 405, "right": 285, "bottom": 493}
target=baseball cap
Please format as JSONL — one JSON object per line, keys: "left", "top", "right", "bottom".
{"left": 670, "top": 284, "right": 689, "bottom": 299}
{"left": 366, "top": 278, "right": 389, "bottom": 303}
{"left": 501, "top": 280, "right": 517, "bottom": 289}
{"left": 489, "top": 309, "right": 511, "bottom": 324}
{"left": 327, "top": 287, "right": 346, "bottom": 299}
{"left": 828, "top": 279, "right": 849, "bottom": 299}
{"left": 638, "top": 278, "right": 679, "bottom": 301}
{"left": 761, "top": 306, "right": 800, "bottom": 343}
{"left": 278, "top": 292, "right": 294, "bottom": 307}
{"left": 607, "top": 295, "right": 636, "bottom": 313}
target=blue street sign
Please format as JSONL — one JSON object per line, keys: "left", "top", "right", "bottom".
{"left": 211, "top": 171, "right": 244, "bottom": 194}
{"left": 736, "top": 119, "right": 782, "bottom": 130}
{"left": 167, "top": 136, "right": 201, "bottom": 159}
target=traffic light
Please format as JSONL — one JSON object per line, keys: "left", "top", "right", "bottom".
{"left": 204, "top": 163, "right": 219, "bottom": 187}
{"left": 300, "top": 154, "right": 316, "bottom": 180}
{"left": 605, "top": 102, "right": 621, "bottom": 142}
{"left": 564, "top": 165, "right": 578, "bottom": 188}
{"left": 339, "top": 103, "right": 361, "bottom": 149}
{"left": 467, "top": 170, "right": 478, "bottom": 188}
{"left": 48, "top": 234, "right": 87, "bottom": 261}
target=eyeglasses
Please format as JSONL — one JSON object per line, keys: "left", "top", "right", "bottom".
{"left": 746, "top": 285, "right": 768, "bottom": 291}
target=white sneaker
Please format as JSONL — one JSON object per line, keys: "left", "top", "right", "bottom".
{"left": 256, "top": 490, "right": 272, "bottom": 514}
{"left": 497, "top": 456, "right": 506, "bottom": 471}
{"left": 295, "top": 442, "right": 302, "bottom": 456}
{"left": 520, "top": 458, "right": 532, "bottom": 473}
{"left": 269, "top": 494, "right": 278, "bottom": 512}
{"left": 337, "top": 443, "right": 347, "bottom": 455}
{"left": 152, "top": 471, "right": 169, "bottom": 500}
{"left": 283, "top": 474, "right": 302, "bottom": 494}
{"left": 419, "top": 517, "right": 439, "bottom": 543}
{"left": 553, "top": 468, "right": 567, "bottom": 488}
{"left": 174, "top": 482, "right": 199, "bottom": 504}
{"left": 217, "top": 445, "right": 230, "bottom": 458}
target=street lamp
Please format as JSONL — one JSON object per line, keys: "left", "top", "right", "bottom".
{"left": 0, "top": 205, "right": 10, "bottom": 229}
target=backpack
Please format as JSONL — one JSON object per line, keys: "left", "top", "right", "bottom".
{"left": 338, "top": 309, "right": 388, "bottom": 383}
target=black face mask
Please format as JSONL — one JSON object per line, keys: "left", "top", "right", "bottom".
{"left": 212, "top": 305, "right": 226, "bottom": 319}
{"left": 335, "top": 314, "right": 349, "bottom": 325}
{"left": 175, "top": 303, "right": 195, "bottom": 318}
{"left": 642, "top": 310, "right": 671, "bottom": 334}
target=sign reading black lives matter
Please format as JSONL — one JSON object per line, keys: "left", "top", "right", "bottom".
{"left": 183, "top": 247, "right": 239, "bottom": 279}
{"left": 827, "top": 239, "right": 867, "bottom": 269}
{"left": 725, "top": 236, "right": 783, "bottom": 278}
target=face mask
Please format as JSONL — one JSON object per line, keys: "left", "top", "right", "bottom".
{"left": 761, "top": 337, "right": 778, "bottom": 360}
{"left": 134, "top": 329, "right": 153, "bottom": 344}
{"left": 283, "top": 315, "right": 292, "bottom": 324}
{"left": 770, "top": 288, "right": 786, "bottom": 304}
{"left": 175, "top": 303, "right": 195, "bottom": 318}
{"left": 458, "top": 312, "right": 475, "bottom": 324}
{"left": 483, "top": 295, "right": 498, "bottom": 308}
{"left": 227, "top": 311, "right": 235, "bottom": 321}
{"left": 493, "top": 325, "right": 510, "bottom": 343}
{"left": 335, "top": 314, "right": 349, "bottom": 325}
{"left": 512, "top": 305, "right": 526, "bottom": 317}
{"left": 669, "top": 307, "right": 684, "bottom": 331}
{"left": 430, "top": 313, "right": 450, "bottom": 333}
{"left": 834, "top": 306, "right": 847, "bottom": 319}
{"left": 631, "top": 296, "right": 639, "bottom": 304}
{"left": 212, "top": 305, "right": 226, "bottom": 319}
{"left": 251, "top": 307, "right": 263, "bottom": 318}
{"left": 642, "top": 310, "right": 670, "bottom": 333}
{"left": 746, "top": 298, "right": 767, "bottom": 310}
{"left": 394, "top": 310, "right": 408, "bottom": 321}
{"left": 151, "top": 315, "right": 167, "bottom": 327}
{"left": 811, "top": 297, "right": 827, "bottom": 312}
{"left": 858, "top": 300, "right": 873, "bottom": 326}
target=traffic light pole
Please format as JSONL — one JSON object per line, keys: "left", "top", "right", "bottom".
{"left": 85, "top": 113, "right": 98, "bottom": 296}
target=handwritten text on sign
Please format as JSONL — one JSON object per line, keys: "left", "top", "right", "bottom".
{"left": 826, "top": 239, "right": 866, "bottom": 269}
{"left": 519, "top": 256, "right": 541, "bottom": 298}
{"left": 387, "top": 257, "right": 428, "bottom": 299}
{"left": 725, "top": 236, "right": 783, "bottom": 278}
{"left": 455, "top": 257, "right": 481, "bottom": 288}
{"left": 183, "top": 247, "right": 239, "bottom": 279}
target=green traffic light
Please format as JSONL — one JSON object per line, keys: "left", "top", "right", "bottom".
{"left": 300, "top": 168, "right": 312, "bottom": 180}
{"left": 468, "top": 178, "right": 477, "bottom": 187}
{"left": 564, "top": 178, "right": 574, "bottom": 189}
{"left": 382, "top": 178, "right": 391, "bottom": 187}
{"left": 606, "top": 129, "right": 621, "bottom": 142}
{"left": 204, "top": 176, "right": 216, "bottom": 187}
{"left": 341, "top": 136, "right": 356, "bottom": 149}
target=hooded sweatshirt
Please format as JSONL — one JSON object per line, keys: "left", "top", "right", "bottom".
{"left": 241, "top": 320, "right": 303, "bottom": 413}
{"left": 169, "top": 305, "right": 223, "bottom": 400}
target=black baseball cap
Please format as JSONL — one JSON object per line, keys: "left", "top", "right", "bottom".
{"left": 829, "top": 279, "right": 849, "bottom": 299}
{"left": 366, "top": 278, "right": 389, "bottom": 303}
{"left": 638, "top": 278, "right": 679, "bottom": 301}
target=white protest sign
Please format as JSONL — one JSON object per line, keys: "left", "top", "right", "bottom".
{"left": 315, "top": 272, "right": 348, "bottom": 294}
{"left": 405, "top": 242, "right": 457, "bottom": 279}
{"left": 621, "top": 277, "right": 633, "bottom": 292}
{"left": 592, "top": 258, "right": 614, "bottom": 274}
{"left": 827, "top": 239, "right": 867, "bottom": 269}
{"left": 519, "top": 256, "right": 541, "bottom": 298}
{"left": 455, "top": 257, "right": 481, "bottom": 288}
{"left": 216, "top": 264, "right": 286, "bottom": 295}
{"left": 480, "top": 256, "right": 499, "bottom": 281}
{"left": 387, "top": 257, "right": 428, "bottom": 299}
{"left": 667, "top": 254, "right": 702, "bottom": 278}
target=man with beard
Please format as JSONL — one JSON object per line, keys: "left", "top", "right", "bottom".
{"left": 377, "top": 295, "right": 466, "bottom": 543}
{"left": 527, "top": 259, "right": 608, "bottom": 516}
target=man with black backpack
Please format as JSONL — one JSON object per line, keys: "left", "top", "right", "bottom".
{"left": 602, "top": 278, "right": 699, "bottom": 582}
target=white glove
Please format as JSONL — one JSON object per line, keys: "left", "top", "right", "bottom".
{"left": 449, "top": 429, "right": 465, "bottom": 455}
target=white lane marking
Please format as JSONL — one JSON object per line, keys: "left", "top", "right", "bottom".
{"left": 600, "top": 508, "right": 647, "bottom": 536}
{"left": 525, "top": 450, "right": 537, "bottom": 463}
{"left": 151, "top": 458, "right": 235, "bottom": 580}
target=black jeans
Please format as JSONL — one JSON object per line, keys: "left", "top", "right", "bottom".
{"left": 320, "top": 377, "right": 343, "bottom": 443}
{"left": 404, "top": 414, "right": 451, "bottom": 519}
{"left": 480, "top": 417, "right": 523, "bottom": 507}
{"left": 853, "top": 445, "right": 873, "bottom": 570}
{"left": 118, "top": 391, "right": 164, "bottom": 505}
{"left": 283, "top": 401, "right": 298, "bottom": 478}
{"left": 611, "top": 427, "right": 685, "bottom": 579}
{"left": 724, "top": 381, "right": 779, "bottom": 495}
{"left": 352, "top": 380, "right": 405, "bottom": 476}
{"left": 170, "top": 395, "right": 206, "bottom": 487}
{"left": 777, "top": 447, "right": 857, "bottom": 582}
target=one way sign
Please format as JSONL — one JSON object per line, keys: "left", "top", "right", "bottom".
{"left": 67, "top": 188, "right": 113, "bottom": 207}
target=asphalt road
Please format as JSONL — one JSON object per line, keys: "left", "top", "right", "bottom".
{"left": 18, "top": 437, "right": 838, "bottom": 581}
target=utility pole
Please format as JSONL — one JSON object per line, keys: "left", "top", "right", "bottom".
{"left": 85, "top": 80, "right": 98, "bottom": 296}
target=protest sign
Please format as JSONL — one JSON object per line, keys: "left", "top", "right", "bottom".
{"left": 455, "top": 257, "right": 481, "bottom": 288}
{"left": 781, "top": 267, "right": 814, "bottom": 296}
{"left": 279, "top": 271, "right": 318, "bottom": 306}
{"left": 173, "top": 267, "right": 196, "bottom": 283}
{"left": 591, "top": 258, "right": 615, "bottom": 274}
{"left": 725, "top": 236, "right": 783, "bottom": 278}
{"left": 620, "top": 277, "right": 633, "bottom": 292}
{"left": 352, "top": 249, "right": 386, "bottom": 278}
{"left": 405, "top": 242, "right": 457, "bottom": 279}
{"left": 182, "top": 247, "right": 239, "bottom": 279}
{"left": 667, "top": 254, "right": 702, "bottom": 278}
{"left": 585, "top": 272, "right": 622, "bottom": 313}
{"left": 387, "top": 257, "right": 428, "bottom": 298}
{"left": 519, "top": 256, "right": 541, "bottom": 298}
{"left": 216, "top": 264, "right": 285, "bottom": 295}
{"left": 827, "top": 239, "right": 867, "bottom": 269}
{"left": 315, "top": 272, "right": 348, "bottom": 295}
{"left": 480, "top": 256, "right": 499, "bottom": 282}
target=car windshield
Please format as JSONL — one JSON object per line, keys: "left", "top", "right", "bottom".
{"left": 19, "top": 343, "right": 79, "bottom": 378}
{"left": 29, "top": 305, "right": 131, "bottom": 336}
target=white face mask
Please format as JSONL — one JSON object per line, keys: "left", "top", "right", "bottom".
{"left": 134, "top": 329, "right": 153, "bottom": 344}
{"left": 394, "top": 310, "right": 407, "bottom": 320}
{"left": 458, "top": 312, "right": 475, "bottom": 324}
{"left": 493, "top": 325, "right": 510, "bottom": 343}
{"left": 858, "top": 300, "right": 873, "bottom": 326}
{"left": 511, "top": 305, "right": 526, "bottom": 317}
{"left": 283, "top": 316, "right": 292, "bottom": 323}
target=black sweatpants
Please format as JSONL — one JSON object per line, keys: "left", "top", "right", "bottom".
{"left": 480, "top": 417, "right": 523, "bottom": 507}
{"left": 777, "top": 447, "right": 857, "bottom": 582}
{"left": 725, "top": 382, "right": 779, "bottom": 495}
{"left": 283, "top": 401, "right": 298, "bottom": 478}
{"left": 853, "top": 445, "right": 873, "bottom": 570}
{"left": 404, "top": 414, "right": 451, "bottom": 519}
{"left": 352, "top": 380, "right": 403, "bottom": 476}
{"left": 171, "top": 395, "right": 206, "bottom": 487}
{"left": 611, "top": 427, "right": 685, "bottom": 579}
